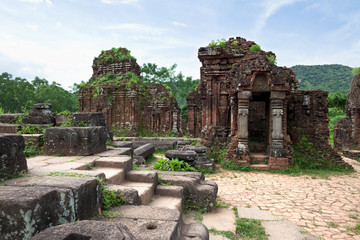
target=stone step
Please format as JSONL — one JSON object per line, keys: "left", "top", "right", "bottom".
{"left": 155, "top": 185, "right": 183, "bottom": 198}
{"left": 96, "top": 167, "right": 125, "bottom": 184}
{"left": 73, "top": 167, "right": 125, "bottom": 184}
{"left": 110, "top": 180, "right": 155, "bottom": 205}
{"left": 125, "top": 170, "right": 158, "bottom": 184}
{"left": 250, "top": 153, "right": 269, "bottom": 164}
{"left": 148, "top": 195, "right": 183, "bottom": 213}
{"left": 95, "top": 148, "right": 132, "bottom": 157}
{"left": 94, "top": 156, "right": 132, "bottom": 172}
{"left": 249, "top": 142, "right": 267, "bottom": 152}
{"left": 250, "top": 164, "right": 270, "bottom": 171}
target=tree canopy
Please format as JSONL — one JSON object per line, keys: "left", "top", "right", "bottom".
{"left": 141, "top": 63, "right": 200, "bottom": 118}
{"left": 0, "top": 72, "right": 78, "bottom": 113}
{"left": 291, "top": 64, "right": 354, "bottom": 94}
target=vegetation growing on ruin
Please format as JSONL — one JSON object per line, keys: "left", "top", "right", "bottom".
{"left": 95, "top": 47, "right": 137, "bottom": 64}
{"left": 273, "top": 130, "right": 354, "bottom": 178}
{"left": 249, "top": 44, "right": 261, "bottom": 51}
{"left": 208, "top": 38, "right": 228, "bottom": 49}
{"left": 266, "top": 54, "right": 277, "bottom": 65}
{"left": 208, "top": 144, "right": 251, "bottom": 172}
{"left": 97, "top": 177, "right": 125, "bottom": 211}
{"left": 153, "top": 158, "right": 196, "bottom": 172}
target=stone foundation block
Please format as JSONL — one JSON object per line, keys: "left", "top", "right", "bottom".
{"left": 0, "top": 124, "right": 20, "bottom": 134}
{"left": 269, "top": 157, "right": 289, "bottom": 170}
{"left": 0, "top": 114, "right": 22, "bottom": 124}
{"left": 5, "top": 176, "right": 101, "bottom": 221}
{"left": 0, "top": 186, "right": 75, "bottom": 240}
{"left": 44, "top": 127, "right": 107, "bottom": 156}
{"left": 0, "top": 134, "right": 27, "bottom": 179}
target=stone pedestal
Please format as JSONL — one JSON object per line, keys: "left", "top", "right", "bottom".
{"left": 0, "top": 134, "right": 28, "bottom": 179}
{"left": 44, "top": 127, "right": 108, "bottom": 156}
{"left": 183, "top": 145, "right": 214, "bottom": 171}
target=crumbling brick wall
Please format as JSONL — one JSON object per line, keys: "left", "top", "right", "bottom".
{"left": 187, "top": 37, "right": 348, "bottom": 169}
{"left": 287, "top": 90, "right": 348, "bottom": 167}
{"left": 334, "top": 73, "right": 360, "bottom": 150}
{"left": 78, "top": 47, "right": 182, "bottom": 136}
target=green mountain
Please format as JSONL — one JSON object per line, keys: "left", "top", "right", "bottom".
{"left": 291, "top": 64, "right": 354, "bottom": 94}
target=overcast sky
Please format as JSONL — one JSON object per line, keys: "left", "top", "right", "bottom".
{"left": 1, "top": 0, "right": 359, "bottom": 89}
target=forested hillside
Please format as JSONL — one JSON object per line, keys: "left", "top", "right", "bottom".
{"left": 291, "top": 64, "right": 354, "bottom": 94}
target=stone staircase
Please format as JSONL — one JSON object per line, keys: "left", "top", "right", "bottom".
{"left": 250, "top": 153, "right": 270, "bottom": 170}
{"left": 249, "top": 142, "right": 270, "bottom": 170}
{"left": 69, "top": 148, "right": 184, "bottom": 213}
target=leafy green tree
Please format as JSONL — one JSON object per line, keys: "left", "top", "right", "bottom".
{"left": 328, "top": 92, "right": 347, "bottom": 111}
{"left": 141, "top": 63, "right": 200, "bottom": 119}
{"left": 0, "top": 72, "right": 78, "bottom": 113}
{"left": 291, "top": 64, "right": 353, "bottom": 94}
{"left": 34, "top": 81, "right": 78, "bottom": 112}
{"left": 0, "top": 72, "right": 35, "bottom": 113}
{"left": 141, "top": 63, "right": 178, "bottom": 84}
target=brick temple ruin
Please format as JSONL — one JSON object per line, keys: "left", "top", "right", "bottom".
{"left": 78, "top": 48, "right": 182, "bottom": 136}
{"left": 187, "top": 37, "right": 347, "bottom": 170}
{"left": 334, "top": 73, "right": 360, "bottom": 151}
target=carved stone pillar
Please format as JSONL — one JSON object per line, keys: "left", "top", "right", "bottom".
{"left": 172, "top": 109, "right": 179, "bottom": 133}
{"left": 270, "top": 91, "right": 286, "bottom": 157}
{"left": 230, "top": 95, "right": 237, "bottom": 136}
{"left": 237, "top": 91, "right": 251, "bottom": 153}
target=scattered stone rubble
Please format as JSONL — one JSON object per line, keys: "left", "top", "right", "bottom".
{"left": 1, "top": 137, "right": 216, "bottom": 239}
{"left": 165, "top": 145, "right": 215, "bottom": 171}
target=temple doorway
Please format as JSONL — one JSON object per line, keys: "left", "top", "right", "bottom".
{"left": 248, "top": 92, "right": 270, "bottom": 154}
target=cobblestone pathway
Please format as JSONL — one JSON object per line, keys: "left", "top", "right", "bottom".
{"left": 209, "top": 157, "right": 360, "bottom": 240}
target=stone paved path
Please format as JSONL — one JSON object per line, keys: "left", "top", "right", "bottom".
{"left": 208, "top": 157, "right": 360, "bottom": 240}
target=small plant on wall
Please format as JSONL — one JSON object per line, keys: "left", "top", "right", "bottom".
{"left": 249, "top": 44, "right": 261, "bottom": 51}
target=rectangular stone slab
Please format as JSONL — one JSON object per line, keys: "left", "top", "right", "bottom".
{"left": 4, "top": 176, "right": 100, "bottom": 220}
{"left": 0, "top": 186, "right": 75, "bottom": 240}
{"left": 44, "top": 127, "right": 107, "bottom": 156}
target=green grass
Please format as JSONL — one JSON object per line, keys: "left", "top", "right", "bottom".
{"left": 269, "top": 130, "right": 354, "bottom": 178}
{"left": 209, "top": 206, "right": 268, "bottom": 240}
{"left": 47, "top": 172, "right": 91, "bottom": 178}
{"left": 328, "top": 107, "right": 345, "bottom": 146}
{"left": 214, "top": 197, "right": 230, "bottom": 208}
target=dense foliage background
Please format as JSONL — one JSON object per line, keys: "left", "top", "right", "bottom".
{"left": 291, "top": 64, "right": 354, "bottom": 94}
{"left": 0, "top": 72, "right": 78, "bottom": 113}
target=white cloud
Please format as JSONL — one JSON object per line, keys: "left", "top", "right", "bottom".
{"left": 101, "top": 0, "right": 138, "bottom": 4}
{"left": 254, "top": 0, "right": 303, "bottom": 35}
{"left": 19, "top": 0, "right": 53, "bottom": 5}
{"left": 171, "top": 21, "right": 187, "bottom": 27}
{"left": 26, "top": 24, "right": 38, "bottom": 31}
{"left": 104, "top": 23, "right": 166, "bottom": 35}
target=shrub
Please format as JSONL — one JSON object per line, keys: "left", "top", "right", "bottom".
{"left": 153, "top": 158, "right": 196, "bottom": 172}
{"left": 249, "top": 44, "right": 261, "bottom": 51}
